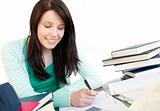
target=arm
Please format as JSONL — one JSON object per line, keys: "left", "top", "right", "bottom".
{"left": 1, "top": 41, "right": 38, "bottom": 98}
{"left": 67, "top": 50, "right": 103, "bottom": 91}
{"left": 53, "top": 51, "right": 103, "bottom": 107}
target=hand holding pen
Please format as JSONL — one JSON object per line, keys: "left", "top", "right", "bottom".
{"left": 83, "top": 78, "right": 99, "bottom": 99}
{"left": 70, "top": 78, "right": 98, "bottom": 107}
{"left": 84, "top": 78, "right": 103, "bottom": 91}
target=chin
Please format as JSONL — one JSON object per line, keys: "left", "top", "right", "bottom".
{"left": 43, "top": 42, "right": 58, "bottom": 49}
{"left": 45, "top": 44, "right": 56, "bottom": 49}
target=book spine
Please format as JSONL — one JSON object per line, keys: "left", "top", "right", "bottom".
{"left": 122, "top": 71, "right": 135, "bottom": 78}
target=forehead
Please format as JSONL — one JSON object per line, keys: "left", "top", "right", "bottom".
{"left": 39, "top": 10, "right": 64, "bottom": 24}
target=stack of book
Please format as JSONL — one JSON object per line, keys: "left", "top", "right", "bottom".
{"left": 103, "top": 40, "right": 160, "bottom": 78}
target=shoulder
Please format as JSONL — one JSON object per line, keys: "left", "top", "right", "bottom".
{"left": 2, "top": 38, "right": 25, "bottom": 49}
{"left": 1, "top": 38, "right": 26, "bottom": 60}
{"left": 1, "top": 38, "right": 26, "bottom": 53}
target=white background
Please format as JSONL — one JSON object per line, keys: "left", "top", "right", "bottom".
{"left": 0, "top": 0, "right": 160, "bottom": 83}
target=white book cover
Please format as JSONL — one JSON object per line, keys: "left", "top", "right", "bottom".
{"left": 111, "top": 40, "right": 160, "bottom": 58}
{"left": 103, "top": 48, "right": 160, "bottom": 66}
{"left": 38, "top": 101, "right": 55, "bottom": 111}
{"left": 33, "top": 93, "right": 53, "bottom": 111}
{"left": 114, "top": 54, "right": 160, "bottom": 71}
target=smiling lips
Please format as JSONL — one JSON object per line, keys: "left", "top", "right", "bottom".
{"left": 45, "top": 37, "right": 59, "bottom": 45}
{"left": 47, "top": 38, "right": 55, "bottom": 44}
{"left": 48, "top": 39, "right": 54, "bottom": 42}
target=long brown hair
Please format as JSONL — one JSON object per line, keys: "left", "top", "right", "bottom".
{"left": 27, "top": 0, "right": 80, "bottom": 83}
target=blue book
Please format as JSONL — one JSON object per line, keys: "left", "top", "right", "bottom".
{"left": 103, "top": 48, "right": 160, "bottom": 66}
{"left": 123, "top": 64, "right": 160, "bottom": 77}
{"left": 115, "top": 54, "right": 160, "bottom": 71}
{"left": 128, "top": 64, "right": 160, "bottom": 73}
{"left": 0, "top": 83, "right": 21, "bottom": 111}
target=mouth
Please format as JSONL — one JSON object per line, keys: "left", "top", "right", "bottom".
{"left": 45, "top": 37, "right": 55, "bottom": 44}
{"left": 48, "top": 39, "right": 54, "bottom": 43}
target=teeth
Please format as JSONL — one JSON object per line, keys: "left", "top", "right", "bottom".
{"left": 45, "top": 37, "right": 57, "bottom": 45}
{"left": 46, "top": 38, "right": 54, "bottom": 42}
{"left": 48, "top": 39, "right": 54, "bottom": 42}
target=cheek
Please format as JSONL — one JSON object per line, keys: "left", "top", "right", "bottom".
{"left": 37, "top": 27, "right": 48, "bottom": 38}
{"left": 37, "top": 26, "right": 43, "bottom": 38}
{"left": 58, "top": 30, "right": 65, "bottom": 38}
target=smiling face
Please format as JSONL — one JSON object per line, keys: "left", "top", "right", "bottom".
{"left": 37, "top": 10, "right": 65, "bottom": 50}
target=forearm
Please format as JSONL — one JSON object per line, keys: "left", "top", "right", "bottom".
{"left": 53, "top": 75, "right": 102, "bottom": 108}
{"left": 53, "top": 86, "right": 70, "bottom": 108}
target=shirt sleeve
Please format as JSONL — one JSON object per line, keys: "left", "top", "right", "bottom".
{"left": 1, "top": 42, "right": 38, "bottom": 98}
{"left": 52, "top": 50, "right": 103, "bottom": 107}
{"left": 67, "top": 50, "right": 103, "bottom": 92}
{"left": 52, "top": 86, "right": 70, "bottom": 108}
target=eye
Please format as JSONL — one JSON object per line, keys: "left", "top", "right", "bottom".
{"left": 58, "top": 25, "right": 65, "bottom": 30}
{"left": 44, "top": 24, "right": 51, "bottom": 28}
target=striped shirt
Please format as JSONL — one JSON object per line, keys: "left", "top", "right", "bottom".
{"left": 1, "top": 38, "right": 103, "bottom": 108}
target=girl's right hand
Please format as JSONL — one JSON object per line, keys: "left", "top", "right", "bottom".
{"left": 70, "top": 88, "right": 98, "bottom": 107}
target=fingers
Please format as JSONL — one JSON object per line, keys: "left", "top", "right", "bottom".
{"left": 79, "top": 89, "right": 98, "bottom": 107}
{"left": 79, "top": 98, "right": 94, "bottom": 107}
{"left": 84, "top": 89, "right": 98, "bottom": 96}
{"left": 70, "top": 89, "right": 99, "bottom": 107}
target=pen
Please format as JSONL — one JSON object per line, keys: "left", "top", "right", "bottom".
{"left": 84, "top": 78, "right": 92, "bottom": 90}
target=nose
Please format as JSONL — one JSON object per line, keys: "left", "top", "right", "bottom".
{"left": 50, "top": 27, "right": 58, "bottom": 38}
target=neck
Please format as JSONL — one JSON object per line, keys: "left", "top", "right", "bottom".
{"left": 42, "top": 48, "right": 53, "bottom": 67}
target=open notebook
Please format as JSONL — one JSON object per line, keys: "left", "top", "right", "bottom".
{"left": 60, "top": 91, "right": 128, "bottom": 111}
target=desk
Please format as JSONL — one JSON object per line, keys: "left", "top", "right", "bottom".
{"left": 127, "top": 78, "right": 160, "bottom": 111}
{"left": 108, "top": 67, "right": 160, "bottom": 100}
{"left": 60, "top": 67, "right": 160, "bottom": 111}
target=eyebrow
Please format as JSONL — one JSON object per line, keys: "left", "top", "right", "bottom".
{"left": 42, "top": 20, "right": 65, "bottom": 26}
